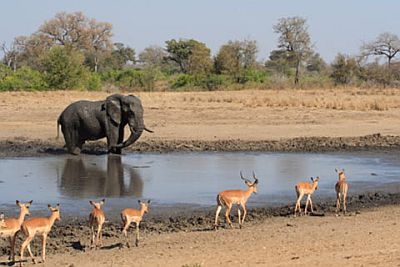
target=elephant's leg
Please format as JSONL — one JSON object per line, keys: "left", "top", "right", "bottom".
{"left": 107, "top": 125, "right": 122, "bottom": 154}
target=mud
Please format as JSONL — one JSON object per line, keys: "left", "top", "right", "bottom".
{"left": 1, "top": 133, "right": 400, "bottom": 157}
{"left": 1, "top": 190, "right": 399, "bottom": 259}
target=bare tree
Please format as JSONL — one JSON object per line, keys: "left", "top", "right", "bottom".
{"left": 86, "top": 19, "right": 113, "bottom": 72}
{"left": 361, "top": 32, "right": 400, "bottom": 69}
{"left": 273, "top": 16, "right": 313, "bottom": 84}
{"left": 1, "top": 41, "right": 18, "bottom": 71}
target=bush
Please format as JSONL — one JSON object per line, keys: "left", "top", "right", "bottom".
{"left": 197, "top": 74, "right": 226, "bottom": 90}
{"left": 170, "top": 74, "right": 194, "bottom": 89}
{"left": 0, "top": 66, "right": 47, "bottom": 91}
{"left": 86, "top": 73, "right": 102, "bottom": 91}
{"left": 41, "top": 46, "right": 89, "bottom": 89}
{"left": 238, "top": 69, "right": 267, "bottom": 84}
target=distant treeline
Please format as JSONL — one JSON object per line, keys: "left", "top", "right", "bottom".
{"left": 1, "top": 12, "right": 399, "bottom": 91}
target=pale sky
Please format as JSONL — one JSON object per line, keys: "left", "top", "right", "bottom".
{"left": 0, "top": 0, "right": 399, "bottom": 63}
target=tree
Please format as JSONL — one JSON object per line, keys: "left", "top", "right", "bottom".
{"left": 330, "top": 54, "right": 359, "bottom": 85}
{"left": 15, "top": 12, "right": 113, "bottom": 72}
{"left": 361, "top": 32, "right": 400, "bottom": 69}
{"left": 139, "top": 45, "right": 167, "bottom": 66}
{"left": 306, "top": 53, "right": 327, "bottom": 73}
{"left": 214, "top": 39, "right": 259, "bottom": 82}
{"left": 1, "top": 41, "right": 19, "bottom": 72}
{"left": 165, "top": 39, "right": 212, "bottom": 74}
{"left": 85, "top": 18, "right": 113, "bottom": 72}
{"left": 265, "top": 49, "right": 296, "bottom": 76}
{"left": 41, "top": 46, "right": 89, "bottom": 89}
{"left": 273, "top": 16, "right": 313, "bottom": 84}
{"left": 187, "top": 41, "right": 212, "bottom": 75}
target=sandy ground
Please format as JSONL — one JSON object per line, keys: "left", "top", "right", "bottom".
{"left": 0, "top": 89, "right": 400, "bottom": 143}
{"left": 1, "top": 205, "right": 399, "bottom": 267}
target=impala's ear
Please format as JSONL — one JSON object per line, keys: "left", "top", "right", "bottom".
{"left": 16, "top": 200, "right": 21, "bottom": 206}
{"left": 89, "top": 201, "right": 94, "bottom": 206}
{"left": 47, "top": 204, "right": 51, "bottom": 209}
{"left": 147, "top": 200, "right": 151, "bottom": 204}
{"left": 311, "top": 177, "right": 314, "bottom": 182}
{"left": 100, "top": 199, "right": 106, "bottom": 205}
{"left": 28, "top": 200, "right": 33, "bottom": 205}
{"left": 335, "top": 168, "right": 338, "bottom": 173}
{"left": 138, "top": 200, "right": 141, "bottom": 204}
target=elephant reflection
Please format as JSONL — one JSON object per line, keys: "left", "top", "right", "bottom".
{"left": 59, "top": 156, "right": 143, "bottom": 198}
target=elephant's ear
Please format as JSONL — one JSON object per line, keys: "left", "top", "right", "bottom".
{"left": 105, "top": 96, "right": 121, "bottom": 125}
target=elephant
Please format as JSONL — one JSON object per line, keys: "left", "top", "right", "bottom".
{"left": 57, "top": 94, "right": 152, "bottom": 155}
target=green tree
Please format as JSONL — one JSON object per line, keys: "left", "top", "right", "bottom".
{"left": 165, "top": 39, "right": 212, "bottom": 74}
{"left": 273, "top": 16, "right": 313, "bottom": 84}
{"left": 41, "top": 46, "right": 89, "bottom": 89}
{"left": 214, "top": 39, "right": 259, "bottom": 82}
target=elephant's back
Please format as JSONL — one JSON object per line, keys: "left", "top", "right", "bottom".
{"left": 59, "top": 100, "right": 103, "bottom": 121}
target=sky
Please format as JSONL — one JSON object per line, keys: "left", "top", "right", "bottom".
{"left": 0, "top": 0, "right": 399, "bottom": 63}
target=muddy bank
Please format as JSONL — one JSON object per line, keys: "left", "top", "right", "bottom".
{"left": 1, "top": 133, "right": 400, "bottom": 157}
{"left": 1, "top": 190, "right": 400, "bottom": 259}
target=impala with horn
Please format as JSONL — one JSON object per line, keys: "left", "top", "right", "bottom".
{"left": 214, "top": 172, "right": 258, "bottom": 229}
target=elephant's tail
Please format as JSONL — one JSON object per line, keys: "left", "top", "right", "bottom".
{"left": 56, "top": 117, "right": 60, "bottom": 140}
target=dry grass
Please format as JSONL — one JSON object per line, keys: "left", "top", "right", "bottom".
{"left": 178, "top": 88, "right": 399, "bottom": 111}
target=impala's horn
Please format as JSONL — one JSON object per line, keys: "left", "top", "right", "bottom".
{"left": 240, "top": 171, "right": 251, "bottom": 183}
{"left": 252, "top": 171, "right": 259, "bottom": 184}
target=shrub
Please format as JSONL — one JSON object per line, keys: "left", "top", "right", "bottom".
{"left": 170, "top": 74, "right": 194, "bottom": 89}
{"left": 197, "top": 74, "right": 226, "bottom": 90}
{"left": 0, "top": 66, "right": 47, "bottom": 91}
{"left": 86, "top": 73, "right": 102, "bottom": 91}
{"left": 41, "top": 46, "right": 89, "bottom": 89}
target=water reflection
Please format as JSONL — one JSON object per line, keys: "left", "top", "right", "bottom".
{"left": 59, "top": 155, "right": 143, "bottom": 198}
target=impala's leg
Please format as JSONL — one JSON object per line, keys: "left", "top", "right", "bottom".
{"left": 309, "top": 196, "right": 314, "bottom": 213}
{"left": 225, "top": 205, "right": 233, "bottom": 228}
{"left": 343, "top": 190, "right": 347, "bottom": 214}
{"left": 20, "top": 236, "right": 31, "bottom": 265}
{"left": 336, "top": 192, "right": 341, "bottom": 213}
{"left": 214, "top": 205, "right": 222, "bottom": 229}
{"left": 122, "top": 219, "right": 131, "bottom": 247}
{"left": 90, "top": 225, "right": 95, "bottom": 248}
{"left": 241, "top": 204, "right": 247, "bottom": 225}
{"left": 8, "top": 236, "right": 13, "bottom": 261}
{"left": 42, "top": 234, "right": 47, "bottom": 262}
{"left": 237, "top": 208, "right": 242, "bottom": 229}
{"left": 304, "top": 195, "right": 310, "bottom": 215}
{"left": 21, "top": 236, "right": 35, "bottom": 265}
{"left": 294, "top": 193, "right": 303, "bottom": 216}
{"left": 96, "top": 224, "right": 102, "bottom": 248}
{"left": 135, "top": 222, "right": 140, "bottom": 247}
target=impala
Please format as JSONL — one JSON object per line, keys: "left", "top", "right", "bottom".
{"left": 294, "top": 177, "right": 320, "bottom": 216}
{"left": 121, "top": 200, "right": 150, "bottom": 247}
{"left": 89, "top": 199, "right": 106, "bottom": 249}
{"left": 214, "top": 172, "right": 258, "bottom": 229}
{"left": 20, "top": 204, "right": 60, "bottom": 265}
{"left": 0, "top": 200, "right": 32, "bottom": 263}
{"left": 335, "top": 168, "right": 349, "bottom": 214}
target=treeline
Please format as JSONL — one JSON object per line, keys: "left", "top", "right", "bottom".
{"left": 1, "top": 12, "right": 400, "bottom": 91}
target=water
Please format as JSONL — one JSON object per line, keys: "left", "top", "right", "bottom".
{"left": 0, "top": 152, "right": 399, "bottom": 217}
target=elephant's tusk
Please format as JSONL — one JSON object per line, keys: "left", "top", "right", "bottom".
{"left": 144, "top": 127, "right": 154, "bottom": 133}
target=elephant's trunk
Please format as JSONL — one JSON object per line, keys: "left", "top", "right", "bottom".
{"left": 116, "top": 116, "right": 144, "bottom": 149}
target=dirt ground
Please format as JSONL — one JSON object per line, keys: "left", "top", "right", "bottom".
{"left": 1, "top": 89, "right": 400, "bottom": 155}
{"left": 1, "top": 89, "right": 400, "bottom": 266}
{"left": 48, "top": 205, "right": 399, "bottom": 267}
{"left": 1, "top": 202, "right": 399, "bottom": 267}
